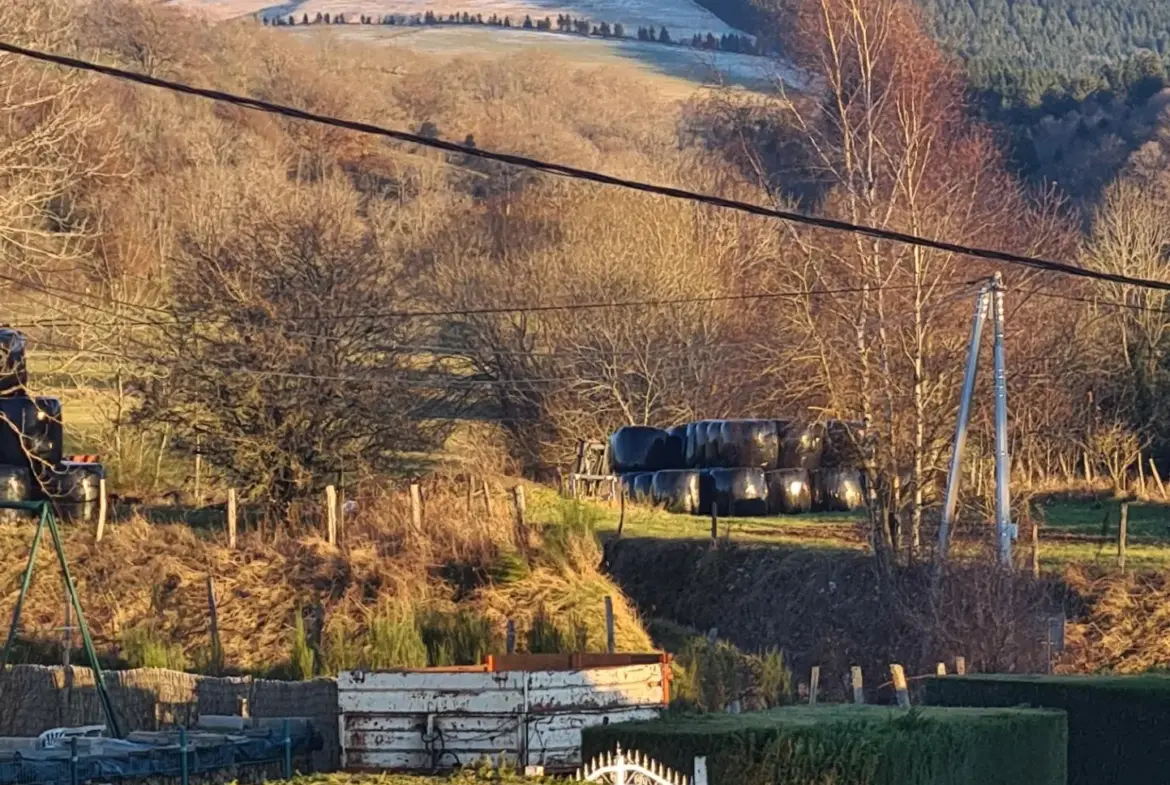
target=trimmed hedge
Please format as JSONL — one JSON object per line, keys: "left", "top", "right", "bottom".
{"left": 926, "top": 674, "right": 1170, "bottom": 785}
{"left": 582, "top": 705, "right": 1067, "bottom": 785}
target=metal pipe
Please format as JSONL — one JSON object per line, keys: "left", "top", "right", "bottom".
{"left": 179, "top": 726, "right": 189, "bottom": 785}
{"left": 937, "top": 285, "right": 991, "bottom": 563}
{"left": 992, "top": 272, "right": 1013, "bottom": 567}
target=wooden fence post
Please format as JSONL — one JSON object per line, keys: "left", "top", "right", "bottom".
{"left": 955, "top": 656, "right": 967, "bottom": 675}
{"left": 325, "top": 485, "right": 338, "bottom": 547}
{"left": 207, "top": 576, "right": 222, "bottom": 674}
{"left": 890, "top": 664, "right": 910, "bottom": 708}
{"left": 1119, "top": 501, "right": 1128, "bottom": 571}
{"left": 809, "top": 666, "right": 820, "bottom": 706}
{"left": 851, "top": 666, "right": 864, "bottom": 704}
{"left": 604, "top": 596, "right": 616, "bottom": 654}
{"left": 95, "top": 478, "right": 108, "bottom": 543}
{"left": 710, "top": 502, "right": 719, "bottom": 541}
{"left": 227, "top": 489, "right": 237, "bottom": 549}
{"left": 616, "top": 485, "right": 626, "bottom": 539}
{"left": 506, "top": 620, "right": 516, "bottom": 654}
{"left": 1149, "top": 458, "right": 1167, "bottom": 499}
{"left": 483, "top": 479, "right": 494, "bottom": 517}
{"left": 410, "top": 483, "right": 423, "bottom": 536}
{"left": 1031, "top": 522, "right": 1040, "bottom": 579}
{"left": 512, "top": 485, "right": 528, "bottom": 550}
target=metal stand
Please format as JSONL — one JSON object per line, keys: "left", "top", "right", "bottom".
{"left": 1, "top": 501, "right": 123, "bottom": 738}
{"left": 937, "top": 273, "right": 1015, "bottom": 568}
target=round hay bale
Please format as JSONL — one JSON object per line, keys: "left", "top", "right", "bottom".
{"left": 704, "top": 467, "right": 768, "bottom": 517}
{"left": 812, "top": 468, "right": 865, "bottom": 512}
{"left": 609, "top": 426, "right": 669, "bottom": 472}
{"left": 716, "top": 419, "right": 780, "bottom": 469}
{"left": 778, "top": 421, "right": 825, "bottom": 471}
{"left": 766, "top": 469, "right": 813, "bottom": 514}
{"left": 651, "top": 469, "right": 701, "bottom": 514}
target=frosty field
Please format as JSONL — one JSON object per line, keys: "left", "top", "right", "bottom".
{"left": 285, "top": 24, "right": 799, "bottom": 95}
{"left": 170, "top": 0, "right": 749, "bottom": 43}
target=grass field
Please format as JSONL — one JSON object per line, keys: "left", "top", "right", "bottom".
{"left": 527, "top": 487, "right": 1170, "bottom": 571}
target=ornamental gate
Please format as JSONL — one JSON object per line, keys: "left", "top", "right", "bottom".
{"left": 576, "top": 745, "right": 708, "bottom": 785}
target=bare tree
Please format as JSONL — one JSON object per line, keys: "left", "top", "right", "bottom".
{"left": 135, "top": 170, "right": 460, "bottom": 510}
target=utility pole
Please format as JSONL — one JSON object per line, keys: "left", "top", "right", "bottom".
{"left": 936, "top": 273, "right": 1015, "bottom": 569}
{"left": 991, "top": 272, "right": 1015, "bottom": 567}
{"left": 938, "top": 283, "right": 991, "bottom": 562}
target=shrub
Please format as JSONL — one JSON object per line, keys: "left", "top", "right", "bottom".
{"left": 583, "top": 705, "right": 1067, "bottom": 785}
{"left": 119, "top": 623, "right": 189, "bottom": 671}
{"left": 526, "top": 605, "right": 588, "bottom": 653}
{"left": 419, "top": 608, "right": 502, "bottom": 666}
{"left": 363, "top": 609, "right": 428, "bottom": 669}
{"left": 289, "top": 610, "right": 315, "bottom": 680}
{"left": 926, "top": 674, "right": 1170, "bottom": 785}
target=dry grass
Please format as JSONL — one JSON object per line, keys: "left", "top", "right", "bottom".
{"left": 0, "top": 483, "right": 652, "bottom": 673}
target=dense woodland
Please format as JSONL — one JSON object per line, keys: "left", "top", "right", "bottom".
{"left": 6, "top": 0, "right": 1170, "bottom": 561}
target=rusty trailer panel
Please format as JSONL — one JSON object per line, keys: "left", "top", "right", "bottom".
{"left": 338, "top": 663, "right": 668, "bottom": 772}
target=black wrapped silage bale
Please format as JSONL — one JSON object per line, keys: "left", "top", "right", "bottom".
{"left": 0, "top": 397, "right": 64, "bottom": 471}
{"left": 702, "top": 421, "right": 724, "bottom": 467}
{"left": 705, "top": 467, "right": 768, "bottom": 517}
{"left": 0, "top": 328, "right": 28, "bottom": 398}
{"left": 765, "top": 469, "right": 813, "bottom": 514}
{"left": 717, "top": 419, "right": 780, "bottom": 469}
{"left": 822, "top": 419, "right": 868, "bottom": 468}
{"left": 684, "top": 421, "right": 705, "bottom": 468}
{"left": 812, "top": 468, "right": 865, "bottom": 512}
{"left": 609, "top": 426, "right": 669, "bottom": 472}
{"left": 0, "top": 465, "right": 30, "bottom": 502}
{"left": 778, "top": 421, "right": 825, "bottom": 471}
{"left": 651, "top": 470, "right": 701, "bottom": 514}
{"left": 56, "top": 502, "right": 97, "bottom": 523}
{"left": 663, "top": 425, "right": 688, "bottom": 470}
{"left": 43, "top": 461, "right": 104, "bottom": 503}
{"left": 632, "top": 472, "right": 656, "bottom": 504}
{"left": 0, "top": 465, "right": 31, "bottom": 523}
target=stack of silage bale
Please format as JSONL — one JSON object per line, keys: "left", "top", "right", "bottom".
{"left": 0, "top": 328, "right": 104, "bottom": 520}
{"left": 609, "top": 417, "right": 866, "bottom": 517}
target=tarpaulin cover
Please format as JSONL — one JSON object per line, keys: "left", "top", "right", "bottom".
{"left": 812, "top": 468, "right": 865, "bottom": 512}
{"left": 609, "top": 426, "right": 669, "bottom": 472}
{"left": 0, "top": 329, "right": 28, "bottom": 399}
{"left": 778, "top": 422, "right": 825, "bottom": 471}
{"left": 765, "top": 469, "right": 813, "bottom": 515}
{"left": 651, "top": 470, "right": 701, "bottom": 514}
{"left": 703, "top": 468, "right": 768, "bottom": 517}
{"left": 0, "top": 724, "right": 318, "bottom": 785}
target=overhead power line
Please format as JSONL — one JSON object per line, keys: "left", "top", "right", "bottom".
{"left": 4, "top": 41, "right": 1170, "bottom": 293}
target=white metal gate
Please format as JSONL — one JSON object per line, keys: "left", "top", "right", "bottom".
{"left": 576, "top": 744, "right": 707, "bottom": 785}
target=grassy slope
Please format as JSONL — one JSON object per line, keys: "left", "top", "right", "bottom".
{"left": 529, "top": 485, "right": 1170, "bottom": 571}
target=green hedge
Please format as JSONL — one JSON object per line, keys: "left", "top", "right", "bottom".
{"left": 581, "top": 705, "right": 1067, "bottom": 785}
{"left": 926, "top": 674, "right": 1170, "bottom": 785}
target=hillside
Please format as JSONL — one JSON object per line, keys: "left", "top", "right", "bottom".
{"left": 917, "top": 0, "right": 1170, "bottom": 78}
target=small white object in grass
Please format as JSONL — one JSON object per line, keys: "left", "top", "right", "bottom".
{"left": 343, "top": 499, "right": 358, "bottom": 516}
